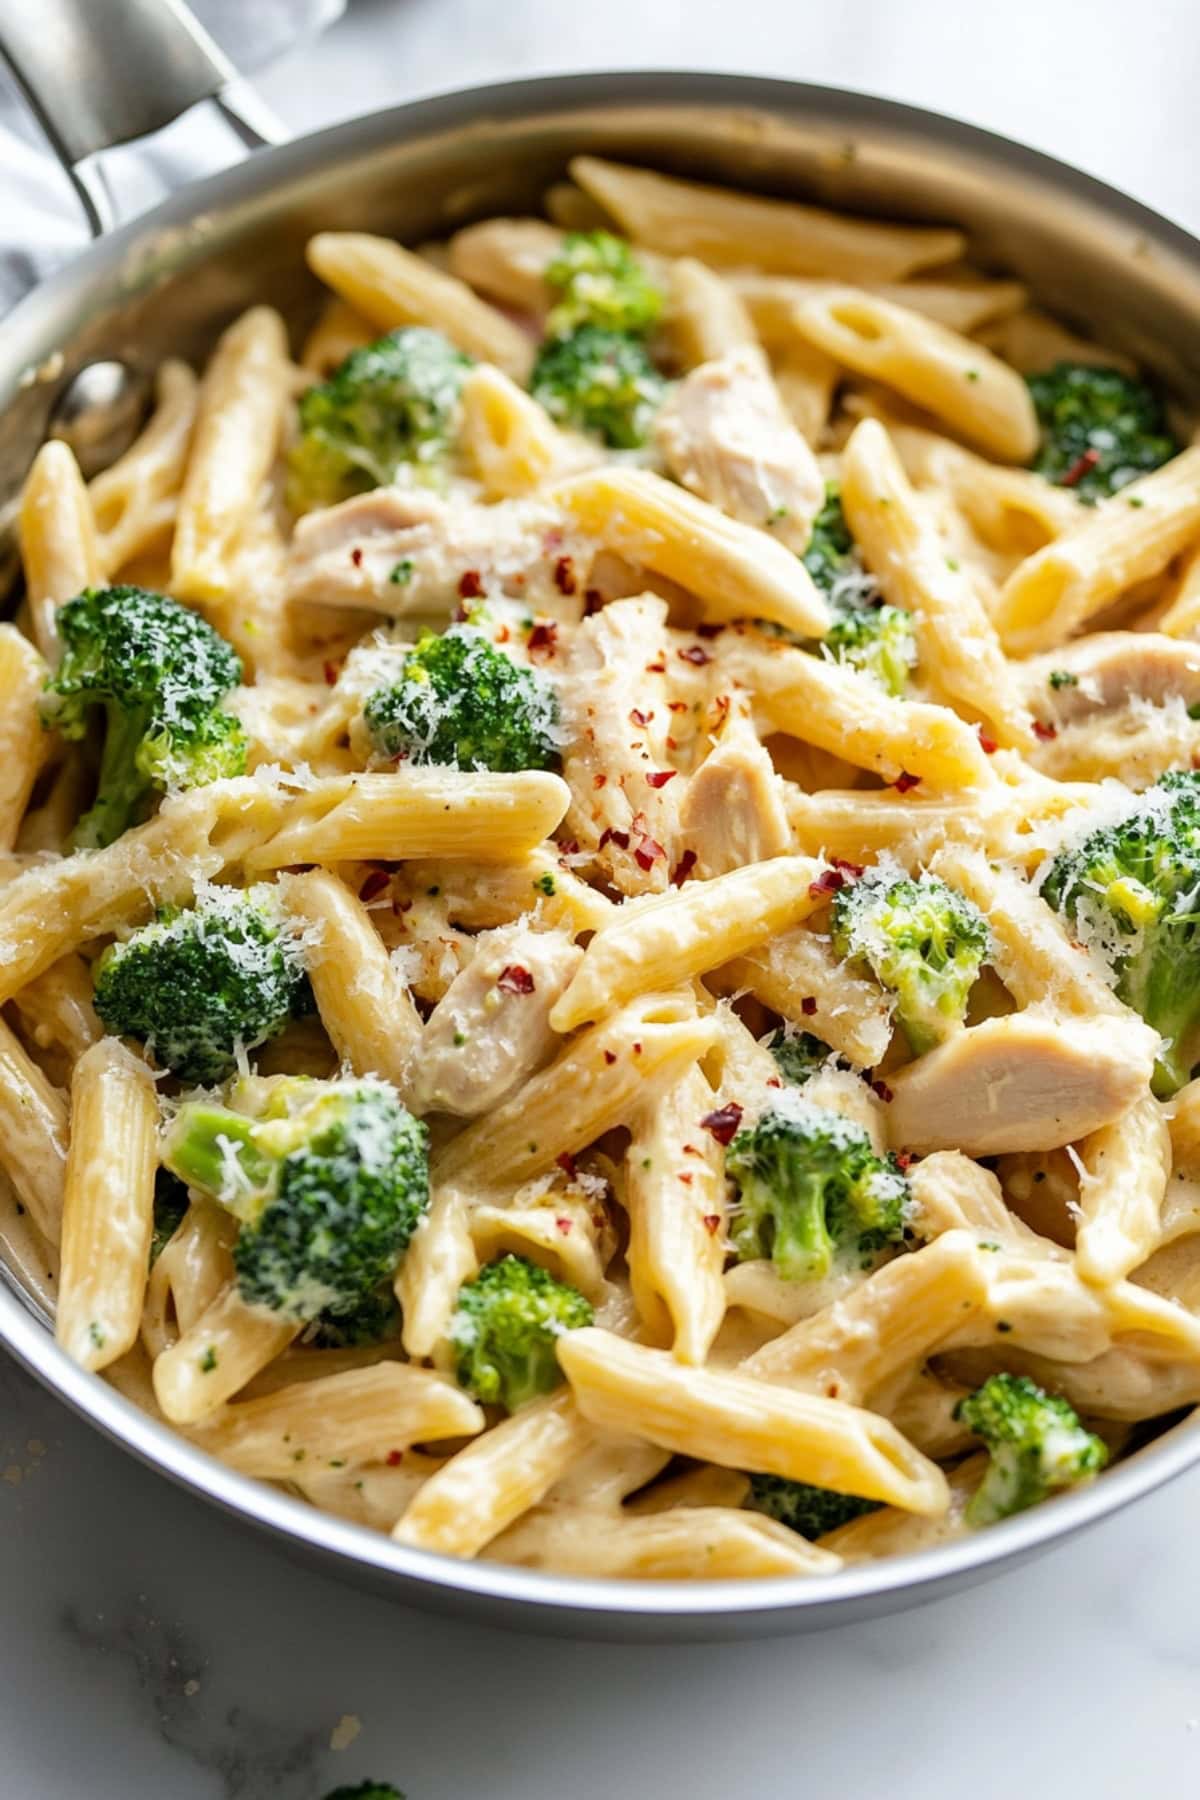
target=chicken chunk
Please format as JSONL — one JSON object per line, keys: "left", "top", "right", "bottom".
{"left": 410, "top": 923, "right": 583, "bottom": 1116}
{"left": 654, "top": 346, "right": 824, "bottom": 551}
{"left": 884, "top": 1012, "right": 1157, "bottom": 1156}
{"left": 677, "top": 712, "right": 791, "bottom": 878}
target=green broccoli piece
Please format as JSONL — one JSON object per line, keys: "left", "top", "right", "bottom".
{"left": 322, "top": 1786, "right": 405, "bottom": 1800}
{"left": 544, "top": 230, "right": 664, "bottom": 336}
{"left": 802, "top": 486, "right": 916, "bottom": 696}
{"left": 362, "top": 624, "right": 560, "bottom": 772}
{"left": 531, "top": 324, "right": 668, "bottom": 448}
{"left": 956, "top": 1372, "right": 1108, "bottom": 1526}
{"left": 745, "top": 1473, "right": 881, "bottom": 1538}
{"left": 287, "top": 326, "right": 473, "bottom": 513}
{"left": 1027, "top": 361, "right": 1177, "bottom": 502}
{"left": 830, "top": 868, "right": 990, "bottom": 1056}
{"left": 40, "top": 585, "right": 245, "bottom": 849}
{"left": 725, "top": 1096, "right": 910, "bottom": 1281}
{"left": 93, "top": 885, "right": 309, "bottom": 1085}
{"left": 1040, "top": 769, "right": 1200, "bottom": 1095}
{"left": 769, "top": 1028, "right": 834, "bottom": 1087}
{"left": 309, "top": 1286, "right": 402, "bottom": 1349}
{"left": 162, "top": 1076, "right": 429, "bottom": 1323}
{"left": 449, "top": 1254, "right": 593, "bottom": 1412}
{"left": 150, "top": 1169, "right": 190, "bottom": 1266}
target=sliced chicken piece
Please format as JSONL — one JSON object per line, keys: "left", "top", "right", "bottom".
{"left": 286, "top": 486, "right": 585, "bottom": 615}
{"left": 884, "top": 1012, "right": 1158, "bottom": 1156}
{"left": 654, "top": 347, "right": 824, "bottom": 551}
{"left": 1014, "top": 631, "right": 1200, "bottom": 782}
{"left": 410, "top": 923, "right": 583, "bottom": 1117}
{"left": 677, "top": 712, "right": 790, "bottom": 878}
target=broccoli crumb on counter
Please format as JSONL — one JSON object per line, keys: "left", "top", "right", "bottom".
{"left": 725, "top": 1098, "right": 910, "bottom": 1282}
{"left": 363, "top": 624, "right": 561, "bottom": 772}
{"left": 449, "top": 1253, "right": 593, "bottom": 1412}
{"left": 93, "top": 885, "right": 310, "bottom": 1085}
{"left": 955, "top": 1373, "right": 1108, "bottom": 1526}
{"left": 1040, "top": 768, "right": 1200, "bottom": 1095}
{"left": 1027, "top": 360, "right": 1177, "bottom": 501}
{"left": 745, "top": 1474, "right": 882, "bottom": 1539}
{"left": 162, "top": 1076, "right": 429, "bottom": 1325}
{"left": 287, "top": 325, "right": 473, "bottom": 512}
{"left": 39, "top": 584, "right": 246, "bottom": 849}
{"left": 830, "top": 868, "right": 990, "bottom": 1056}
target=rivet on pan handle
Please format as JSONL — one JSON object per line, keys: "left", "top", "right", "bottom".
{"left": 0, "top": 0, "right": 287, "bottom": 236}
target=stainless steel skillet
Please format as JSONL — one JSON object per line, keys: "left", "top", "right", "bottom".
{"left": 1, "top": 0, "right": 1199, "bottom": 1641}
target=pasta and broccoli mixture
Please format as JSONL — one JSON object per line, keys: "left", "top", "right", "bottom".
{"left": 7, "top": 154, "right": 1200, "bottom": 1581}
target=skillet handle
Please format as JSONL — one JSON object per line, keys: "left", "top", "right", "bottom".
{"left": 0, "top": 0, "right": 287, "bottom": 237}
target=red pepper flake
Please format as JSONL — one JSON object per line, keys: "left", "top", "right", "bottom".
{"left": 1033, "top": 720, "right": 1058, "bottom": 741}
{"left": 977, "top": 726, "right": 998, "bottom": 754}
{"left": 700, "top": 1103, "right": 744, "bottom": 1146}
{"left": 1059, "top": 446, "right": 1101, "bottom": 489}
{"left": 322, "top": 659, "right": 339, "bottom": 686}
{"left": 893, "top": 771, "right": 922, "bottom": 793}
{"left": 678, "top": 644, "right": 711, "bottom": 666}
{"left": 633, "top": 831, "right": 665, "bottom": 871}
{"left": 702, "top": 1214, "right": 722, "bottom": 1235}
{"left": 629, "top": 707, "right": 653, "bottom": 727}
{"left": 555, "top": 1216, "right": 573, "bottom": 1235}
{"left": 766, "top": 1075, "right": 783, "bottom": 1088}
{"left": 556, "top": 1151, "right": 577, "bottom": 1179}
{"left": 697, "top": 623, "right": 724, "bottom": 640}
{"left": 682, "top": 1143, "right": 701, "bottom": 1156}
{"left": 809, "top": 867, "right": 847, "bottom": 900}
{"left": 710, "top": 693, "right": 731, "bottom": 726}
{"left": 527, "top": 621, "right": 558, "bottom": 659}
{"left": 894, "top": 1151, "right": 914, "bottom": 1171}
{"left": 593, "top": 773, "right": 607, "bottom": 789}
{"left": 871, "top": 1079, "right": 894, "bottom": 1103}
{"left": 558, "top": 839, "right": 580, "bottom": 856}
{"left": 603, "top": 1049, "right": 617, "bottom": 1066}
{"left": 495, "top": 623, "right": 511, "bottom": 644}
{"left": 678, "top": 1171, "right": 694, "bottom": 1185}
{"left": 458, "top": 569, "right": 485, "bottom": 599}
{"left": 497, "top": 964, "right": 535, "bottom": 995}
{"left": 358, "top": 869, "right": 390, "bottom": 903}
{"left": 553, "top": 555, "right": 577, "bottom": 595}
{"left": 645, "top": 660, "right": 667, "bottom": 674}
{"left": 667, "top": 700, "right": 689, "bottom": 714}
{"left": 671, "top": 849, "right": 698, "bottom": 886}
{"left": 646, "top": 769, "right": 677, "bottom": 789}
{"left": 801, "top": 996, "right": 817, "bottom": 1017}
{"left": 632, "top": 1041, "right": 643, "bottom": 1055}
{"left": 385, "top": 1449, "right": 404, "bottom": 1467}
{"left": 830, "top": 856, "right": 865, "bottom": 877}
{"left": 598, "top": 826, "right": 630, "bottom": 852}
{"left": 665, "top": 737, "right": 679, "bottom": 751}
{"left": 350, "top": 546, "right": 364, "bottom": 568}
{"left": 583, "top": 588, "right": 604, "bottom": 615}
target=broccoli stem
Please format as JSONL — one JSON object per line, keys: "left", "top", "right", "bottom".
{"left": 163, "top": 1105, "right": 274, "bottom": 1219}
{"left": 73, "top": 701, "right": 154, "bottom": 849}
{"left": 736, "top": 1171, "right": 832, "bottom": 1279}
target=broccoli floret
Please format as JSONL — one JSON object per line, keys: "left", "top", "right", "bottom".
{"left": 93, "top": 886, "right": 309, "bottom": 1085}
{"left": 725, "top": 1096, "right": 910, "bottom": 1281}
{"left": 531, "top": 324, "right": 668, "bottom": 448}
{"left": 40, "top": 585, "right": 245, "bottom": 849}
{"left": 150, "top": 1169, "right": 190, "bottom": 1266}
{"left": 287, "top": 327, "right": 473, "bottom": 513}
{"left": 824, "top": 601, "right": 918, "bottom": 698}
{"left": 162, "top": 1076, "right": 429, "bottom": 1323}
{"left": 956, "top": 1372, "right": 1108, "bottom": 1526}
{"left": 802, "top": 486, "right": 916, "bottom": 696}
{"left": 362, "top": 624, "right": 560, "bottom": 772}
{"left": 1028, "top": 361, "right": 1177, "bottom": 502}
{"left": 745, "top": 1473, "right": 882, "bottom": 1538}
{"left": 322, "top": 1786, "right": 405, "bottom": 1800}
{"left": 448, "top": 1254, "right": 593, "bottom": 1412}
{"left": 769, "top": 1028, "right": 833, "bottom": 1087}
{"left": 309, "top": 1286, "right": 402, "bottom": 1349}
{"left": 1041, "top": 769, "right": 1200, "bottom": 1095}
{"left": 830, "top": 868, "right": 990, "bottom": 1056}
{"left": 544, "top": 230, "right": 664, "bottom": 336}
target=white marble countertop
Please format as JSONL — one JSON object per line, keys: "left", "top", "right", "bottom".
{"left": 6, "top": 2, "right": 1200, "bottom": 1795}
